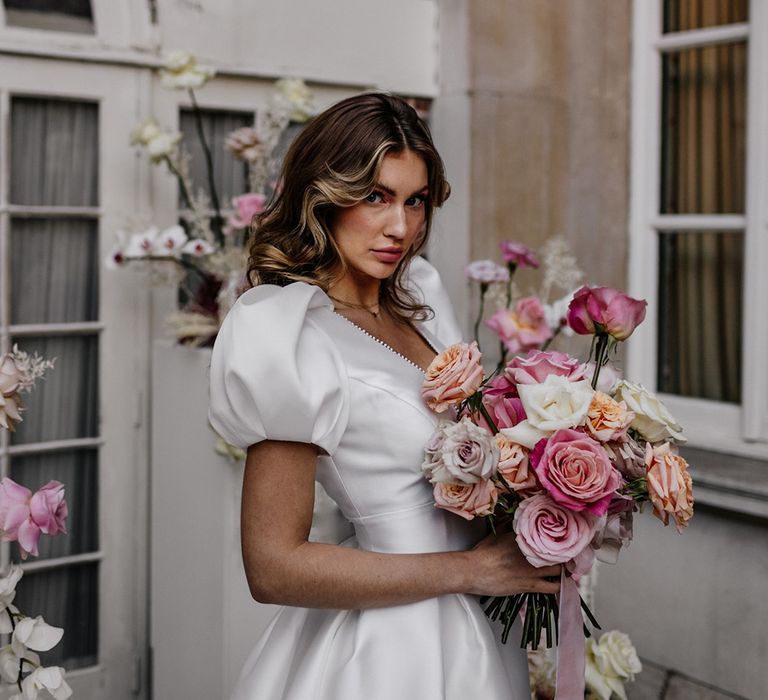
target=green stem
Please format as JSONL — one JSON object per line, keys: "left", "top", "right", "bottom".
{"left": 164, "top": 156, "right": 195, "bottom": 211}
{"left": 473, "top": 283, "right": 488, "bottom": 349}
{"left": 477, "top": 401, "right": 499, "bottom": 435}
{"left": 187, "top": 89, "right": 224, "bottom": 246}
{"left": 591, "top": 333, "right": 610, "bottom": 390}
{"left": 505, "top": 262, "right": 517, "bottom": 308}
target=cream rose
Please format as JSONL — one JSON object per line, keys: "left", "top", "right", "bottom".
{"left": 614, "top": 380, "right": 685, "bottom": 443}
{"left": 518, "top": 375, "right": 594, "bottom": 433}
{"left": 591, "top": 630, "right": 642, "bottom": 681}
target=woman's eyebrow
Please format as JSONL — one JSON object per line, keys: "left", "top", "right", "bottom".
{"left": 374, "top": 182, "right": 429, "bottom": 197}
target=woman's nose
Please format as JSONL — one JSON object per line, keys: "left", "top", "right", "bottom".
{"left": 384, "top": 205, "right": 407, "bottom": 239}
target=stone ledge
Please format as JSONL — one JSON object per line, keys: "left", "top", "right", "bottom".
{"left": 628, "top": 658, "right": 753, "bottom": 700}
{"left": 683, "top": 446, "right": 768, "bottom": 520}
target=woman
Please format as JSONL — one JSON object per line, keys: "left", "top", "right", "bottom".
{"left": 209, "top": 92, "right": 560, "bottom": 700}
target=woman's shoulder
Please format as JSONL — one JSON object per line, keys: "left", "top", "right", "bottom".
{"left": 230, "top": 280, "right": 333, "bottom": 320}
{"left": 406, "top": 256, "right": 463, "bottom": 346}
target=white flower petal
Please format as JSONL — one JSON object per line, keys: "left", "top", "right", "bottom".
{"left": 13, "top": 616, "right": 63, "bottom": 652}
{"left": 182, "top": 239, "right": 215, "bottom": 257}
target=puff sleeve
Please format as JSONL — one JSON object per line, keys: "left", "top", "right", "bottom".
{"left": 406, "top": 256, "right": 464, "bottom": 346}
{"left": 208, "top": 282, "right": 349, "bottom": 454}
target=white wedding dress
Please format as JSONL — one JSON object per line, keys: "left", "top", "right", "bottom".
{"left": 208, "top": 257, "right": 531, "bottom": 700}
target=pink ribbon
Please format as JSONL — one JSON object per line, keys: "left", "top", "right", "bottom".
{"left": 555, "top": 568, "right": 585, "bottom": 699}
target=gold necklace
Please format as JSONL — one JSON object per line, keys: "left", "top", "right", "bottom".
{"left": 328, "top": 294, "right": 380, "bottom": 318}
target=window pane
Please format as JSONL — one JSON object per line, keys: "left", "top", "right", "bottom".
{"left": 664, "top": 0, "right": 747, "bottom": 33}
{"left": 3, "top": 0, "right": 94, "bottom": 33}
{"left": 11, "top": 218, "right": 98, "bottom": 324}
{"left": 10, "top": 97, "right": 98, "bottom": 206}
{"left": 660, "top": 42, "right": 747, "bottom": 214}
{"left": 658, "top": 231, "right": 742, "bottom": 402}
{"left": 14, "top": 563, "right": 98, "bottom": 669}
{"left": 179, "top": 108, "right": 251, "bottom": 207}
{"left": 10, "top": 335, "right": 98, "bottom": 445}
{"left": 10, "top": 449, "right": 98, "bottom": 561}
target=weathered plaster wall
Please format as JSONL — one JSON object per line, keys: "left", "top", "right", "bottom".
{"left": 467, "top": 1, "right": 630, "bottom": 290}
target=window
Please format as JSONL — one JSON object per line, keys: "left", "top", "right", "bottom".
{"left": 2, "top": 96, "right": 101, "bottom": 668}
{"left": 2, "top": 0, "right": 95, "bottom": 33}
{"left": 629, "top": 0, "right": 768, "bottom": 453}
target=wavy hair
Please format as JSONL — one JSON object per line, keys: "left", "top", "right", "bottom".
{"left": 246, "top": 92, "right": 450, "bottom": 322}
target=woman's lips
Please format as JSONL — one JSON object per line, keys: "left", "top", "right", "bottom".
{"left": 371, "top": 248, "right": 404, "bottom": 263}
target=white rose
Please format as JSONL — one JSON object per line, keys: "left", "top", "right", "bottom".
{"left": 425, "top": 417, "right": 499, "bottom": 484}
{"left": 518, "top": 375, "right": 594, "bottom": 432}
{"left": 592, "top": 630, "right": 642, "bottom": 681}
{"left": 614, "top": 380, "right": 686, "bottom": 443}
{"left": 160, "top": 50, "right": 215, "bottom": 90}
{"left": 130, "top": 118, "right": 162, "bottom": 146}
{"left": 21, "top": 666, "right": 72, "bottom": 700}
{"left": 146, "top": 131, "right": 182, "bottom": 163}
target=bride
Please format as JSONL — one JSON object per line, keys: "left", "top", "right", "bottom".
{"left": 209, "top": 92, "right": 561, "bottom": 699}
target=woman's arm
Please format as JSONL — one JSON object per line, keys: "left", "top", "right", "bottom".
{"left": 241, "top": 440, "right": 561, "bottom": 609}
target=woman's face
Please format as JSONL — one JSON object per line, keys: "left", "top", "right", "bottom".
{"left": 331, "top": 149, "right": 428, "bottom": 284}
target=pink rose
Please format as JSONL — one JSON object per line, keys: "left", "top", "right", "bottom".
{"left": 422, "top": 342, "right": 484, "bottom": 412}
{"left": 495, "top": 434, "right": 539, "bottom": 495}
{"left": 434, "top": 479, "right": 499, "bottom": 521}
{"left": 505, "top": 350, "right": 587, "bottom": 385}
{"left": 499, "top": 241, "right": 540, "bottom": 269}
{"left": 227, "top": 193, "right": 267, "bottom": 231}
{"left": 513, "top": 493, "right": 597, "bottom": 571}
{"left": 464, "top": 259, "right": 509, "bottom": 284}
{"left": 485, "top": 297, "right": 553, "bottom": 354}
{"left": 474, "top": 374, "right": 526, "bottom": 431}
{"left": 530, "top": 429, "right": 622, "bottom": 516}
{"left": 567, "top": 286, "right": 647, "bottom": 341}
{"left": 0, "top": 478, "right": 68, "bottom": 559}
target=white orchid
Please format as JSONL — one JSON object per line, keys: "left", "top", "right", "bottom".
{"left": 123, "top": 227, "right": 160, "bottom": 258}
{"left": 182, "top": 239, "right": 215, "bottom": 257}
{"left": 145, "top": 130, "right": 182, "bottom": 163}
{"left": 21, "top": 666, "right": 72, "bottom": 700}
{"left": 273, "top": 78, "right": 313, "bottom": 122}
{"left": 0, "top": 645, "right": 39, "bottom": 685}
{"left": 155, "top": 225, "right": 189, "bottom": 256}
{"left": 12, "top": 616, "right": 63, "bottom": 655}
{"left": 0, "top": 566, "right": 23, "bottom": 634}
{"left": 160, "top": 50, "right": 216, "bottom": 90}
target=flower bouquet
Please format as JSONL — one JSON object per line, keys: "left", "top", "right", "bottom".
{"left": 106, "top": 50, "right": 314, "bottom": 346}
{"left": 421, "top": 244, "right": 693, "bottom": 696}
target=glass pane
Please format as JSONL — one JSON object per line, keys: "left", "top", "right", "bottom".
{"left": 10, "top": 335, "right": 98, "bottom": 445}
{"left": 10, "top": 449, "right": 98, "bottom": 561}
{"left": 664, "top": 0, "right": 748, "bottom": 33}
{"left": 10, "top": 218, "right": 98, "bottom": 324}
{"left": 658, "top": 231, "right": 742, "bottom": 402}
{"left": 14, "top": 563, "right": 98, "bottom": 669}
{"left": 661, "top": 42, "right": 747, "bottom": 214}
{"left": 10, "top": 97, "right": 98, "bottom": 206}
{"left": 3, "top": 0, "right": 94, "bottom": 33}
{"left": 179, "top": 108, "right": 251, "bottom": 206}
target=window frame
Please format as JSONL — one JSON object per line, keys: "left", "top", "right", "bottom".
{"left": 628, "top": 0, "right": 768, "bottom": 457}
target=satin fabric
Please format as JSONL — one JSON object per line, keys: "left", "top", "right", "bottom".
{"left": 209, "top": 257, "right": 532, "bottom": 699}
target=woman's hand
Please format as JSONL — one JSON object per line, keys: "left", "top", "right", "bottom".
{"left": 464, "top": 530, "right": 562, "bottom": 597}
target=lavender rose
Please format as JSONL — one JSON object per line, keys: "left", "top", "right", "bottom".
{"left": 422, "top": 417, "right": 499, "bottom": 484}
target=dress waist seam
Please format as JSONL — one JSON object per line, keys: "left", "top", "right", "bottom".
{"left": 347, "top": 500, "right": 434, "bottom": 523}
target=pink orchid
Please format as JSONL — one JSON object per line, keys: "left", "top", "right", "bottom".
{"left": 567, "top": 286, "right": 647, "bottom": 341}
{"left": 0, "top": 478, "right": 68, "bottom": 559}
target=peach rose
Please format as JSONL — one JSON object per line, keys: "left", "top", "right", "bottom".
{"left": 422, "top": 342, "right": 484, "bottom": 412}
{"left": 494, "top": 434, "right": 539, "bottom": 495}
{"left": 585, "top": 391, "right": 634, "bottom": 443}
{"left": 645, "top": 442, "right": 693, "bottom": 532}
{"left": 433, "top": 479, "right": 499, "bottom": 521}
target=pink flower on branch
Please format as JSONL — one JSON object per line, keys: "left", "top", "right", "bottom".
{"left": 0, "top": 478, "right": 68, "bottom": 559}
{"left": 464, "top": 259, "right": 509, "bottom": 284}
{"left": 499, "top": 241, "right": 540, "bottom": 269}
{"left": 227, "top": 193, "right": 267, "bottom": 232}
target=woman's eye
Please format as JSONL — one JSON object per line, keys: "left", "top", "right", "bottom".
{"left": 365, "top": 191, "right": 384, "bottom": 204}
{"left": 406, "top": 195, "right": 426, "bottom": 207}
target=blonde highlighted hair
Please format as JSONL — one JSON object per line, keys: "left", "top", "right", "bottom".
{"left": 246, "top": 92, "right": 450, "bottom": 322}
